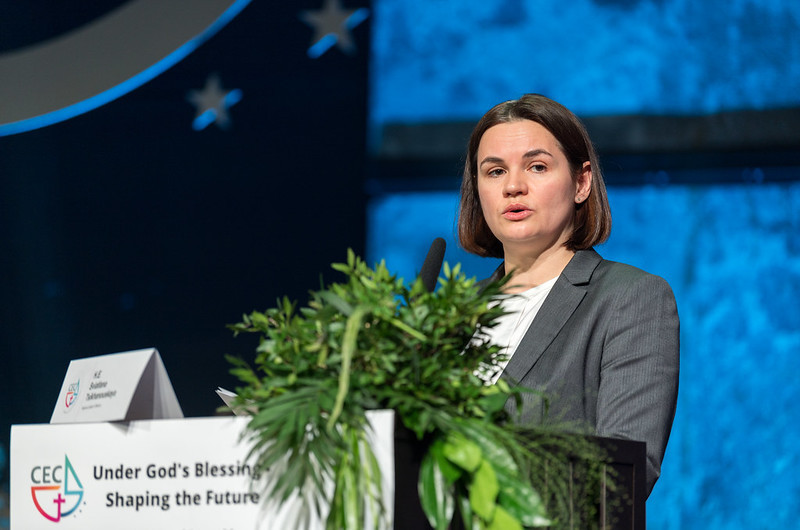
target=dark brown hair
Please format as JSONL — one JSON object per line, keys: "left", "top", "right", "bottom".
{"left": 458, "top": 94, "right": 611, "bottom": 258}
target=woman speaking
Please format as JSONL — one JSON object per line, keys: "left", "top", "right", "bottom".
{"left": 458, "top": 94, "right": 679, "bottom": 496}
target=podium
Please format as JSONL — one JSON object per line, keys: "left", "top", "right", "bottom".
{"left": 590, "top": 436, "right": 647, "bottom": 530}
{"left": 11, "top": 413, "right": 645, "bottom": 529}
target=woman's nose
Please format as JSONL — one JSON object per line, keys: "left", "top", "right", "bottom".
{"left": 503, "top": 170, "right": 527, "bottom": 196}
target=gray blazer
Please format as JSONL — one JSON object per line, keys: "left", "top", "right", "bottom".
{"left": 490, "top": 248, "right": 679, "bottom": 496}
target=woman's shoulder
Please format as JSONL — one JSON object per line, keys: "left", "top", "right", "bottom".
{"left": 577, "top": 249, "right": 674, "bottom": 296}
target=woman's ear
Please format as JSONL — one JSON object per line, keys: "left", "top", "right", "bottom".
{"left": 575, "top": 161, "right": 592, "bottom": 203}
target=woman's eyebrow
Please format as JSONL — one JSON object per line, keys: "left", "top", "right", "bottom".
{"left": 479, "top": 156, "right": 505, "bottom": 167}
{"left": 522, "top": 149, "right": 553, "bottom": 159}
{"left": 479, "top": 149, "right": 553, "bottom": 168}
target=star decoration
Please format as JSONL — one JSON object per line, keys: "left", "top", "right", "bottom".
{"left": 300, "top": 0, "right": 369, "bottom": 58}
{"left": 187, "top": 74, "right": 242, "bottom": 131}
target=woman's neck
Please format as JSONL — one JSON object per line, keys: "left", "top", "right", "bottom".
{"left": 502, "top": 245, "right": 575, "bottom": 293}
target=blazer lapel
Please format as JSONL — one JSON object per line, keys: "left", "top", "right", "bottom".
{"left": 501, "top": 249, "right": 602, "bottom": 384}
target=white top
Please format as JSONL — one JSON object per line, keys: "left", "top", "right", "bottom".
{"left": 481, "top": 277, "right": 558, "bottom": 384}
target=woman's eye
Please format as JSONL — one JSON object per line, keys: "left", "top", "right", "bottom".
{"left": 488, "top": 168, "right": 505, "bottom": 177}
{"left": 530, "top": 163, "right": 547, "bottom": 173}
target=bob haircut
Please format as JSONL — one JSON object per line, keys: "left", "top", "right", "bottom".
{"left": 458, "top": 94, "right": 612, "bottom": 258}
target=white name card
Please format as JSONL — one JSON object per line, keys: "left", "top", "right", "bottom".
{"left": 50, "top": 348, "right": 183, "bottom": 424}
{"left": 11, "top": 413, "right": 395, "bottom": 529}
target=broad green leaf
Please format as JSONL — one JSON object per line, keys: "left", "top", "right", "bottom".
{"left": 429, "top": 438, "right": 463, "bottom": 484}
{"left": 496, "top": 475, "right": 551, "bottom": 528}
{"left": 418, "top": 449, "right": 455, "bottom": 530}
{"left": 442, "top": 432, "right": 482, "bottom": 473}
{"left": 487, "top": 505, "right": 523, "bottom": 530}
{"left": 468, "top": 460, "right": 499, "bottom": 521}
{"left": 456, "top": 422, "right": 518, "bottom": 475}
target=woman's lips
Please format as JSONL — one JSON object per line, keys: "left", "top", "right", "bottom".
{"left": 503, "top": 204, "right": 532, "bottom": 220}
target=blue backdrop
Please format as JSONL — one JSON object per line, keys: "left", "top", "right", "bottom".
{"left": 370, "top": 0, "right": 800, "bottom": 125}
{"left": 366, "top": 0, "right": 800, "bottom": 527}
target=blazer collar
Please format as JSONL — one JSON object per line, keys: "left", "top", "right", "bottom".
{"left": 486, "top": 248, "right": 601, "bottom": 285}
{"left": 499, "top": 248, "right": 603, "bottom": 383}
{"left": 560, "top": 248, "right": 602, "bottom": 285}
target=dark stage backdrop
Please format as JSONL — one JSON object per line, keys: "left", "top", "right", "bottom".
{"left": 0, "top": 0, "right": 370, "bottom": 496}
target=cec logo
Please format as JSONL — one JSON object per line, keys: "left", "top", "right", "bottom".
{"left": 31, "top": 455, "right": 85, "bottom": 522}
{"left": 64, "top": 379, "right": 79, "bottom": 409}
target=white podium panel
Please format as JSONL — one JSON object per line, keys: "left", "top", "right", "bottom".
{"left": 11, "top": 413, "right": 395, "bottom": 529}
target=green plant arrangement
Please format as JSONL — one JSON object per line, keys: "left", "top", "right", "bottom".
{"left": 227, "top": 251, "right": 609, "bottom": 529}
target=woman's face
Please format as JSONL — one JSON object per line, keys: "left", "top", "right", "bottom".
{"left": 476, "top": 119, "right": 590, "bottom": 256}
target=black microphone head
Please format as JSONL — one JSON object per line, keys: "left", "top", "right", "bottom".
{"left": 419, "top": 237, "right": 446, "bottom": 293}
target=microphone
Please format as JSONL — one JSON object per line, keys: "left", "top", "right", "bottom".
{"left": 418, "top": 238, "right": 446, "bottom": 293}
